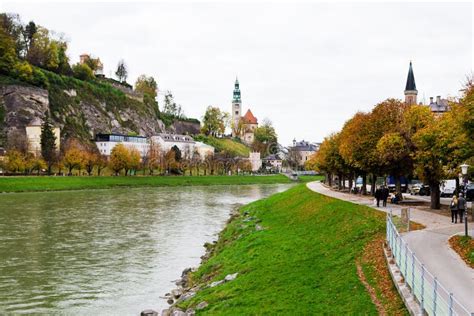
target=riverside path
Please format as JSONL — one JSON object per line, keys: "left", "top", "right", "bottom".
{"left": 306, "top": 181, "right": 474, "bottom": 313}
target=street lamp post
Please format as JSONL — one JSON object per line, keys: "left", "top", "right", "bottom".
{"left": 460, "top": 163, "right": 469, "bottom": 237}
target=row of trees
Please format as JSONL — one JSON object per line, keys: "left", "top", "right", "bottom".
{"left": 307, "top": 80, "right": 474, "bottom": 209}
{"left": 1, "top": 136, "right": 255, "bottom": 176}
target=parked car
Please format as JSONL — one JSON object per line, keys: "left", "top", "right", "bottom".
{"left": 440, "top": 179, "right": 456, "bottom": 197}
{"left": 465, "top": 183, "right": 474, "bottom": 201}
{"left": 410, "top": 183, "right": 430, "bottom": 196}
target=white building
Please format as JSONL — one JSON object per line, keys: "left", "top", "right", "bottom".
{"left": 151, "top": 133, "right": 195, "bottom": 158}
{"left": 95, "top": 134, "right": 149, "bottom": 157}
{"left": 263, "top": 154, "right": 283, "bottom": 172}
{"left": 248, "top": 152, "right": 262, "bottom": 172}
{"left": 26, "top": 118, "right": 60, "bottom": 156}
{"left": 289, "top": 139, "right": 320, "bottom": 167}
{"left": 95, "top": 133, "right": 215, "bottom": 160}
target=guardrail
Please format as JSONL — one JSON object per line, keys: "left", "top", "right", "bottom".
{"left": 386, "top": 215, "right": 472, "bottom": 316}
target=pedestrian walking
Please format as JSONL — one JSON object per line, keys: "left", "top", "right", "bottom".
{"left": 450, "top": 195, "right": 458, "bottom": 223}
{"left": 375, "top": 186, "right": 382, "bottom": 207}
{"left": 458, "top": 193, "right": 466, "bottom": 223}
{"left": 381, "top": 186, "right": 389, "bottom": 207}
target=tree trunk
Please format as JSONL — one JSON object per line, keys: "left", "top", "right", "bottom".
{"left": 362, "top": 173, "right": 367, "bottom": 195}
{"left": 348, "top": 174, "right": 353, "bottom": 193}
{"left": 337, "top": 174, "right": 342, "bottom": 190}
{"left": 342, "top": 175, "right": 346, "bottom": 189}
{"left": 396, "top": 176, "right": 401, "bottom": 193}
{"left": 370, "top": 174, "right": 376, "bottom": 196}
{"left": 327, "top": 173, "right": 332, "bottom": 186}
{"left": 430, "top": 182, "right": 441, "bottom": 209}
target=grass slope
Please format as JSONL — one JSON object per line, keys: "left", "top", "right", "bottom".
{"left": 179, "top": 184, "right": 407, "bottom": 314}
{"left": 194, "top": 135, "right": 250, "bottom": 157}
{"left": 0, "top": 175, "right": 292, "bottom": 193}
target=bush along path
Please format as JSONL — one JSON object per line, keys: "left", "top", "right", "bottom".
{"left": 161, "top": 184, "right": 407, "bottom": 315}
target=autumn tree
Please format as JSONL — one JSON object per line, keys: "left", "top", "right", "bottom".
{"left": 201, "top": 106, "right": 228, "bottom": 137}
{"left": 62, "top": 139, "right": 85, "bottom": 175}
{"left": 126, "top": 148, "right": 141, "bottom": 175}
{"left": 135, "top": 75, "right": 157, "bottom": 99}
{"left": 144, "top": 140, "right": 161, "bottom": 175}
{"left": 96, "top": 154, "right": 108, "bottom": 176}
{"left": 312, "top": 133, "right": 349, "bottom": 188}
{"left": 376, "top": 132, "right": 411, "bottom": 194}
{"left": 5, "top": 149, "right": 25, "bottom": 173}
{"left": 109, "top": 144, "right": 129, "bottom": 176}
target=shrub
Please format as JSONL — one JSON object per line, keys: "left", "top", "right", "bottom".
{"left": 31, "top": 68, "right": 49, "bottom": 88}
{"left": 72, "top": 63, "right": 94, "bottom": 81}
{"left": 15, "top": 62, "right": 33, "bottom": 82}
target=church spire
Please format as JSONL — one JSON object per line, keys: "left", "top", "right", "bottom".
{"left": 404, "top": 61, "right": 418, "bottom": 105}
{"left": 405, "top": 61, "right": 416, "bottom": 91}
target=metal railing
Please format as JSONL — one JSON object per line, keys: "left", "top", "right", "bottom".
{"left": 386, "top": 215, "right": 472, "bottom": 316}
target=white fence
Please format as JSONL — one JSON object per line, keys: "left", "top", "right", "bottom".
{"left": 386, "top": 215, "right": 472, "bottom": 316}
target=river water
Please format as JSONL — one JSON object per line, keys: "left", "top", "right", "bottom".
{"left": 0, "top": 184, "right": 292, "bottom": 315}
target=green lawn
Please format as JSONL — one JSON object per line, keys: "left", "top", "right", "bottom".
{"left": 0, "top": 174, "right": 293, "bottom": 193}
{"left": 178, "top": 184, "right": 406, "bottom": 314}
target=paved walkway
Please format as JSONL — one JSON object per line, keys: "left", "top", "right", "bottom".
{"left": 306, "top": 181, "right": 474, "bottom": 313}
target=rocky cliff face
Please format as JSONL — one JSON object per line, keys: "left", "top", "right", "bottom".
{"left": 171, "top": 120, "right": 201, "bottom": 135}
{"left": 0, "top": 83, "right": 199, "bottom": 146}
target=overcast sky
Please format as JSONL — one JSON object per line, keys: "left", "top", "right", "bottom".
{"left": 2, "top": 2, "right": 473, "bottom": 145}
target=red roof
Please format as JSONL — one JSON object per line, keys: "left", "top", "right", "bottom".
{"left": 242, "top": 109, "right": 258, "bottom": 124}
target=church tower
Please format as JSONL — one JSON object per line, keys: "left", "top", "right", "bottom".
{"left": 231, "top": 78, "right": 242, "bottom": 137}
{"left": 404, "top": 61, "right": 418, "bottom": 105}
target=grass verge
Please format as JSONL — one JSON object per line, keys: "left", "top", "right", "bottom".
{"left": 0, "top": 175, "right": 294, "bottom": 193}
{"left": 177, "top": 184, "right": 407, "bottom": 314}
{"left": 448, "top": 235, "right": 474, "bottom": 268}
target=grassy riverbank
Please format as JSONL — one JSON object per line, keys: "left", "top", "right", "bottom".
{"left": 178, "top": 184, "right": 407, "bottom": 314}
{"left": 0, "top": 174, "right": 299, "bottom": 193}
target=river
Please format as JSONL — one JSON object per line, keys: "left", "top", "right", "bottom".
{"left": 0, "top": 183, "right": 292, "bottom": 315}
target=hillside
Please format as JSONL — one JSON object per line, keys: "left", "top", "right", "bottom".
{"left": 175, "top": 185, "right": 407, "bottom": 314}
{"left": 194, "top": 135, "right": 250, "bottom": 157}
{"left": 0, "top": 70, "right": 200, "bottom": 146}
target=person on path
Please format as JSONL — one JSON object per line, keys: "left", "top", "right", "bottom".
{"left": 375, "top": 186, "right": 382, "bottom": 207}
{"left": 458, "top": 193, "right": 466, "bottom": 223}
{"left": 381, "top": 186, "right": 389, "bottom": 207}
{"left": 450, "top": 195, "right": 459, "bottom": 223}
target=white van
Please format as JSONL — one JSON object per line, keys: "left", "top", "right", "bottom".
{"left": 440, "top": 179, "right": 456, "bottom": 197}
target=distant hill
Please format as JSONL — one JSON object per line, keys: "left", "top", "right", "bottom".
{"left": 0, "top": 70, "right": 200, "bottom": 146}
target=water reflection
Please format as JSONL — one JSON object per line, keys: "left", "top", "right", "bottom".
{"left": 0, "top": 184, "right": 292, "bottom": 315}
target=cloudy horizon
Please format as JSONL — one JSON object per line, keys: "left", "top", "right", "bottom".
{"left": 2, "top": 2, "right": 472, "bottom": 145}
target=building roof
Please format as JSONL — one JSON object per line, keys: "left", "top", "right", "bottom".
{"left": 291, "top": 140, "right": 319, "bottom": 152}
{"left": 405, "top": 61, "right": 417, "bottom": 91}
{"left": 428, "top": 98, "right": 449, "bottom": 113}
{"left": 242, "top": 109, "right": 258, "bottom": 124}
{"left": 154, "top": 133, "right": 195, "bottom": 143}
